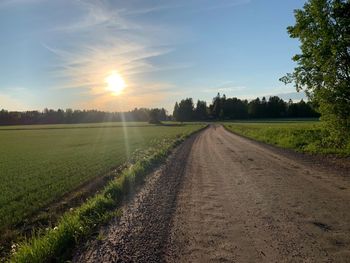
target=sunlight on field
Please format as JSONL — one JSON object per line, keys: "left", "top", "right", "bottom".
{"left": 0, "top": 123, "right": 202, "bottom": 231}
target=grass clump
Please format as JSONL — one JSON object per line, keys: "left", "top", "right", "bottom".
{"left": 9, "top": 125, "right": 205, "bottom": 263}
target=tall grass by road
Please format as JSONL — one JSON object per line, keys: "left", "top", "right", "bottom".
{"left": 224, "top": 120, "right": 350, "bottom": 156}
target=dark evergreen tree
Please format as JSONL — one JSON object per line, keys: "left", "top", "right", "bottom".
{"left": 195, "top": 100, "right": 208, "bottom": 120}
{"left": 176, "top": 98, "right": 194, "bottom": 122}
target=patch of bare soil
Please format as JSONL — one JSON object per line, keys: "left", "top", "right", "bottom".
{"left": 75, "top": 125, "right": 350, "bottom": 262}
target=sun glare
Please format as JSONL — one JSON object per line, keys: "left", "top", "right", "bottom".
{"left": 105, "top": 71, "right": 126, "bottom": 96}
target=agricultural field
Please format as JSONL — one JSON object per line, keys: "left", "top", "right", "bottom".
{"left": 224, "top": 120, "right": 350, "bottom": 156}
{"left": 0, "top": 122, "right": 203, "bottom": 235}
{"left": 0, "top": 122, "right": 152, "bottom": 130}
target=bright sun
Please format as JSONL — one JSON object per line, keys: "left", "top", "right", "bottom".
{"left": 105, "top": 71, "right": 126, "bottom": 96}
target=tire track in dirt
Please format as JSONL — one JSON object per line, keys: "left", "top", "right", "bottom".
{"left": 166, "top": 125, "right": 350, "bottom": 262}
{"left": 73, "top": 133, "right": 198, "bottom": 262}
{"left": 75, "top": 125, "right": 350, "bottom": 262}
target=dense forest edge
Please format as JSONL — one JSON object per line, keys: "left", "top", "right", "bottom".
{"left": 0, "top": 94, "right": 319, "bottom": 125}
{"left": 172, "top": 93, "right": 319, "bottom": 121}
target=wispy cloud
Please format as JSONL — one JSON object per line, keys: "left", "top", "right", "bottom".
{"left": 202, "top": 81, "right": 247, "bottom": 93}
{"left": 0, "top": 0, "right": 253, "bottom": 111}
{"left": 43, "top": 41, "right": 173, "bottom": 89}
{"left": 121, "top": 3, "right": 184, "bottom": 16}
{"left": 77, "top": 81, "right": 179, "bottom": 111}
{"left": 52, "top": 0, "right": 132, "bottom": 32}
{"left": 37, "top": 0, "right": 186, "bottom": 110}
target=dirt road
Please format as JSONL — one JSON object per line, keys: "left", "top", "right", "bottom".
{"left": 74, "top": 125, "right": 350, "bottom": 262}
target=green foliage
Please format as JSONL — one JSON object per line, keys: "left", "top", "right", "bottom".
{"left": 0, "top": 123, "right": 202, "bottom": 234}
{"left": 281, "top": 0, "right": 350, "bottom": 144}
{"left": 148, "top": 108, "right": 166, "bottom": 124}
{"left": 224, "top": 121, "right": 350, "bottom": 156}
{"left": 173, "top": 98, "right": 194, "bottom": 121}
{"left": 0, "top": 108, "right": 167, "bottom": 125}
{"left": 173, "top": 102, "right": 179, "bottom": 121}
{"left": 173, "top": 94, "right": 319, "bottom": 121}
{"left": 211, "top": 93, "right": 225, "bottom": 119}
{"left": 194, "top": 100, "right": 208, "bottom": 120}
{"left": 9, "top": 123, "right": 205, "bottom": 262}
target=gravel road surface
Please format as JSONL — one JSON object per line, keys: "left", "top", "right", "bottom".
{"left": 74, "top": 125, "right": 350, "bottom": 262}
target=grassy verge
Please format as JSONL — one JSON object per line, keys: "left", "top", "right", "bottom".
{"left": 9, "top": 125, "right": 205, "bottom": 262}
{"left": 224, "top": 121, "right": 350, "bottom": 156}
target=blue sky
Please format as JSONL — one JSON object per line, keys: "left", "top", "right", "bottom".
{"left": 0, "top": 0, "right": 306, "bottom": 112}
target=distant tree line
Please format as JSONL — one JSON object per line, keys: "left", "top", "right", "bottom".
{"left": 0, "top": 94, "right": 319, "bottom": 125}
{"left": 0, "top": 107, "right": 167, "bottom": 125}
{"left": 173, "top": 93, "right": 319, "bottom": 121}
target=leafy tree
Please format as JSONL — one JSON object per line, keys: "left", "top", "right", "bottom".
{"left": 175, "top": 98, "right": 194, "bottom": 122}
{"left": 223, "top": 98, "right": 248, "bottom": 119}
{"left": 267, "top": 96, "right": 287, "bottom": 118}
{"left": 0, "top": 108, "right": 168, "bottom": 125}
{"left": 248, "top": 97, "right": 268, "bottom": 118}
{"left": 173, "top": 102, "right": 179, "bottom": 121}
{"left": 148, "top": 108, "right": 166, "bottom": 124}
{"left": 195, "top": 100, "right": 208, "bottom": 120}
{"left": 248, "top": 98, "right": 261, "bottom": 118}
{"left": 281, "top": 0, "right": 350, "bottom": 143}
{"left": 260, "top": 97, "right": 268, "bottom": 118}
{"left": 211, "top": 93, "right": 224, "bottom": 119}
{"left": 287, "top": 99, "right": 298, "bottom": 117}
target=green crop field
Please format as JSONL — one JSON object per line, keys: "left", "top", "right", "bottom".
{"left": 224, "top": 120, "right": 350, "bottom": 156}
{"left": 0, "top": 122, "right": 152, "bottom": 130}
{"left": 0, "top": 122, "right": 203, "bottom": 233}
